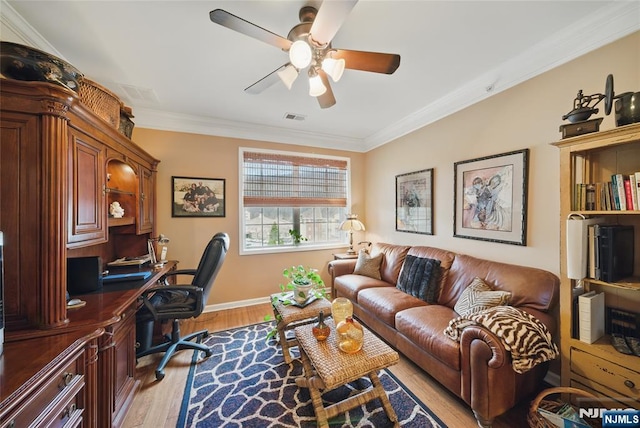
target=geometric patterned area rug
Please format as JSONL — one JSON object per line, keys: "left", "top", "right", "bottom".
{"left": 177, "top": 322, "right": 447, "bottom": 427}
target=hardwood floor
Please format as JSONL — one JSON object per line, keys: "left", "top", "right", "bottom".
{"left": 123, "top": 303, "right": 538, "bottom": 428}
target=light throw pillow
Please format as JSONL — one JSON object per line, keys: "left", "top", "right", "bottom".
{"left": 396, "top": 255, "right": 441, "bottom": 303}
{"left": 353, "top": 249, "right": 383, "bottom": 280}
{"left": 454, "top": 277, "right": 511, "bottom": 317}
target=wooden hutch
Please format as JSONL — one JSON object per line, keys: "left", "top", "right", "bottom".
{"left": 0, "top": 78, "right": 171, "bottom": 427}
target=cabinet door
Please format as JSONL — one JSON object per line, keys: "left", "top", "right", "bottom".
{"left": 137, "top": 164, "right": 154, "bottom": 234}
{"left": 68, "top": 129, "right": 107, "bottom": 247}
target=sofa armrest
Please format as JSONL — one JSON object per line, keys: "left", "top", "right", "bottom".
{"left": 328, "top": 259, "right": 357, "bottom": 278}
{"left": 459, "top": 325, "right": 549, "bottom": 427}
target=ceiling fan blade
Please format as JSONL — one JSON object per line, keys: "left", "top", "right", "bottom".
{"left": 310, "top": 0, "right": 358, "bottom": 46}
{"left": 332, "top": 49, "right": 400, "bottom": 74}
{"left": 317, "top": 70, "right": 336, "bottom": 109}
{"left": 245, "top": 64, "right": 288, "bottom": 94}
{"left": 210, "top": 9, "right": 292, "bottom": 51}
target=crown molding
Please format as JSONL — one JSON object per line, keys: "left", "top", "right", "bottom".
{"left": 133, "top": 108, "right": 364, "bottom": 152}
{"left": 363, "top": 1, "right": 640, "bottom": 151}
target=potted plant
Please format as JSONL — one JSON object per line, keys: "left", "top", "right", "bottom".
{"left": 288, "top": 229, "right": 307, "bottom": 245}
{"left": 264, "top": 265, "right": 327, "bottom": 340}
{"left": 282, "top": 265, "right": 325, "bottom": 304}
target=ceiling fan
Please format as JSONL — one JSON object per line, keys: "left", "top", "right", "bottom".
{"left": 209, "top": 1, "right": 400, "bottom": 109}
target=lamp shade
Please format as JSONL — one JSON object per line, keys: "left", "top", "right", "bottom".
{"left": 321, "top": 57, "right": 345, "bottom": 82}
{"left": 308, "top": 73, "right": 326, "bottom": 97}
{"left": 289, "top": 40, "right": 312, "bottom": 69}
{"left": 339, "top": 214, "right": 365, "bottom": 232}
{"left": 277, "top": 64, "right": 299, "bottom": 90}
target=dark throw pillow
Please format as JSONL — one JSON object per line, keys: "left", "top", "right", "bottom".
{"left": 396, "top": 255, "right": 441, "bottom": 303}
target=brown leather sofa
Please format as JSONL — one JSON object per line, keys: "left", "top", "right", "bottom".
{"left": 328, "top": 242, "right": 559, "bottom": 428}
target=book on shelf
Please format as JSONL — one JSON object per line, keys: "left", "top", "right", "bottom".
{"left": 624, "top": 177, "right": 634, "bottom": 211}
{"left": 578, "top": 291, "right": 605, "bottom": 344}
{"left": 636, "top": 172, "right": 640, "bottom": 209}
{"left": 613, "top": 173, "right": 627, "bottom": 210}
{"left": 571, "top": 172, "right": 640, "bottom": 211}
{"left": 630, "top": 174, "right": 639, "bottom": 210}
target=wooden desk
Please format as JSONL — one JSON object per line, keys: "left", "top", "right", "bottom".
{"left": 0, "top": 261, "right": 177, "bottom": 428}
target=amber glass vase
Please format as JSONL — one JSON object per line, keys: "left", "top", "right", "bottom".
{"left": 312, "top": 311, "right": 330, "bottom": 341}
{"left": 336, "top": 316, "right": 364, "bottom": 353}
{"left": 331, "top": 297, "right": 353, "bottom": 326}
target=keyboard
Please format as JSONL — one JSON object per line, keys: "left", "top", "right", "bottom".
{"left": 102, "top": 271, "right": 152, "bottom": 284}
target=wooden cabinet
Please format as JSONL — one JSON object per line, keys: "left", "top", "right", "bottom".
{"left": 553, "top": 122, "right": 640, "bottom": 408}
{"left": 137, "top": 164, "right": 155, "bottom": 234}
{"left": 68, "top": 127, "right": 107, "bottom": 247}
{"left": 0, "top": 79, "right": 162, "bottom": 427}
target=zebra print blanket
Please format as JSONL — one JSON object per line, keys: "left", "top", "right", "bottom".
{"left": 444, "top": 305, "right": 559, "bottom": 374}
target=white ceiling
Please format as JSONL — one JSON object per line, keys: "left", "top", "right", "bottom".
{"left": 2, "top": 1, "right": 639, "bottom": 152}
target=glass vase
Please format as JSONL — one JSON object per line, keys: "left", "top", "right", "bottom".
{"left": 312, "top": 310, "right": 330, "bottom": 341}
{"left": 336, "top": 316, "right": 364, "bottom": 354}
{"left": 331, "top": 297, "right": 353, "bottom": 326}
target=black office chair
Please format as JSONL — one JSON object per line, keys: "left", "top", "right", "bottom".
{"left": 136, "top": 232, "right": 229, "bottom": 380}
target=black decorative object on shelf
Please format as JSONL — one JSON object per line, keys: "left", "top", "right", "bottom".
{"left": 0, "top": 41, "right": 82, "bottom": 92}
{"left": 560, "top": 74, "right": 640, "bottom": 138}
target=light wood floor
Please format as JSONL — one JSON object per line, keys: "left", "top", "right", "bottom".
{"left": 123, "top": 303, "right": 536, "bottom": 428}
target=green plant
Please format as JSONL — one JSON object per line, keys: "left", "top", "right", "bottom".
{"left": 263, "top": 265, "right": 327, "bottom": 340}
{"left": 288, "top": 229, "right": 307, "bottom": 245}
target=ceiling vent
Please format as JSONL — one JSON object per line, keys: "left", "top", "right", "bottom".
{"left": 115, "top": 83, "right": 160, "bottom": 105}
{"left": 284, "top": 112, "right": 306, "bottom": 121}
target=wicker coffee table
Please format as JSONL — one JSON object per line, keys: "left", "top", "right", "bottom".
{"left": 294, "top": 319, "right": 399, "bottom": 428}
{"left": 270, "top": 293, "right": 332, "bottom": 364}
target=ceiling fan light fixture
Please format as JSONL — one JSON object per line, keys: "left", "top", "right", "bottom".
{"left": 289, "top": 40, "right": 312, "bottom": 69}
{"left": 308, "top": 71, "right": 326, "bottom": 97}
{"left": 277, "top": 64, "right": 299, "bottom": 90}
{"left": 321, "top": 57, "right": 345, "bottom": 82}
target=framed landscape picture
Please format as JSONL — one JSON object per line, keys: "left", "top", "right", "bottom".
{"left": 453, "top": 149, "right": 529, "bottom": 245}
{"left": 172, "top": 176, "right": 225, "bottom": 217}
{"left": 396, "top": 168, "right": 434, "bottom": 235}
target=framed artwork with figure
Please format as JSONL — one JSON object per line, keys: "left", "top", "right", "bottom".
{"left": 453, "top": 149, "right": 529, "bottom": 245}
{"left": 395, "top": 168, "right": 434, "bottom": 235}
{"left": 172, "top": 176, "right": 225, "bottom": 217}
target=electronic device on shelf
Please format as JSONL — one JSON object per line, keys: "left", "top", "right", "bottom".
{"left": 102, "top": 271, "right": 152, "bottom": 284}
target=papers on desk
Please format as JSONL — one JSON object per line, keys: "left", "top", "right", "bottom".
{"left": 107, "top": 255, "right": 151, "bottom": 267}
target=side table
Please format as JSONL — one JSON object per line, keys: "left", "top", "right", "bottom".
{"left": 332, "top": 252, "right": 358, "bottom": 260}
{"left": 270, "top": 293, "right": 332, "bottom": 364}
{"left": 294, "top": 319, "right": 399, "bottom": 428}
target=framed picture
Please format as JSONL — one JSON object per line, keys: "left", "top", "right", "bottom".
{"left": 396, "top": 168, "right": 434, "bottom": 235}
{"left": 172, "top": 176, "right": 225, "bottom": 217}
{"left": 454, "top": 149, "right": 529, "bottom": 245}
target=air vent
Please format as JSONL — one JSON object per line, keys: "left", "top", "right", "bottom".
{"left": 284, "top": 112, "right": 306, "bottom": 121}
{"left": 116, "top": 83, "right": 160, "bottom": 104}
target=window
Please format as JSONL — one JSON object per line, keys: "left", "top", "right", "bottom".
{"left": 240, "top": 148, "right": 350, "bottom": 254}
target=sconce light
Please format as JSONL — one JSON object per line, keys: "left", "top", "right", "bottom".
{"left": 339, "top": 214, "right": 366, "bottom": 255}
{"left": 148, "top": 234, "right": 170, "bottom": 268}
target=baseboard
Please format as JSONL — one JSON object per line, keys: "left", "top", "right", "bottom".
{"left": 203, "top": 296, "right": 271, "bottom": 313}
{"left": 544, "top": 370, "right": 560, "bottom": 387}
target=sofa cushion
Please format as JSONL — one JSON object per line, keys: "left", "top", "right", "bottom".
{"left": 357, "top": 287, "right": 427, "bottom": 328}
{"left": 334, "top": 274, "right": 391, "bottom": 302}
{"left": 353, "top": 249, "right": 383, "bottom": 279}
{"left": 371, "top": 242, "right": 411, "bottom": 284}
{"left": 395, "top": 305, "right": 461, "bottom": 371}
{"left": 396, "top": 255, "right": 441, "bottom": 303}
{"left": 441, "top": 253, "right": 559, "bottom": 312}
{"left": 454, "top": 277, "right": 511, "bottom": 317}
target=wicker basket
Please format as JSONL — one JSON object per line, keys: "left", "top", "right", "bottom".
{"left": 528, "top": 387, "right": 603, "bottom": 428}
{"left": 78, "top": 77, "right": 121, "bottom": 128}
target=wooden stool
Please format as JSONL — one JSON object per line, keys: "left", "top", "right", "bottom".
{"left": 294, "top": 319, "right": 399, "bottom": 428}
{"left": 270, "top": 293, "right": 332, "bottom": 364}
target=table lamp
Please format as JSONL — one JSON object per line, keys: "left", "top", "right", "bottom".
{"left": 148, "top": 234, "right": 170, "bottom": 267}
{"left": 339, "top": 214, "right": 365, "bottom": 255}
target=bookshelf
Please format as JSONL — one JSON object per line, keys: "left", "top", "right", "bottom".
{"left": 553, "top": 122, "right": 640, "bottom": 408}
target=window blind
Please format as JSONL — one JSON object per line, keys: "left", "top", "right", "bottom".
{"left": 243, "top": 151, "right": 348, "bottom": 207}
